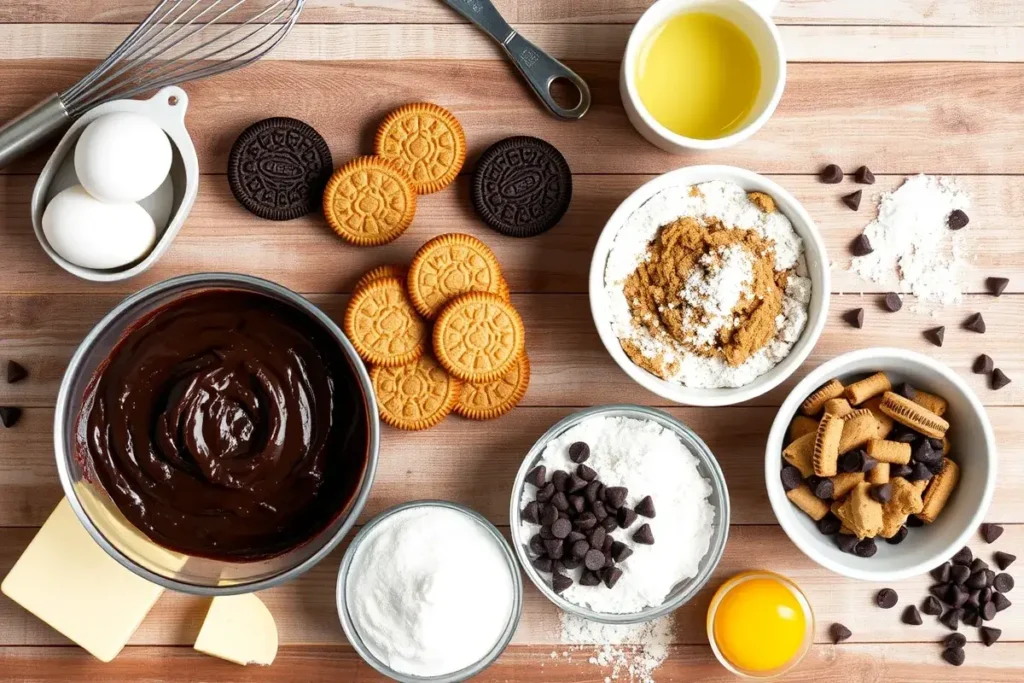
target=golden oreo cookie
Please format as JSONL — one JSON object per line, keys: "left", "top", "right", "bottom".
{"left": 354, "top": 264, "right": 408, "bottom": 293}
{"left": 408, "top": 233, "right": 505, "bottom": 319}
{"left": 787, "top": 483, "right": 830, "bottom": 521}
{"left": 455, "top": 353, "right": 531, "bottom": 421}
{"left": 323, "top": 156, "right": 416, "bottom": 246}
{"left": 783, "top": 432, "right": 816, "bottom": 478}
{"left": 789, "top": 415, "right": 819, "bottom": 443}
{"left": 879, "top": 391, "right": 949, "bottom": 439}
{"left": 844, "top": 372, "right": 891, "bottom": 406}
{"left": 371, "top": 355, "right": 460, "bottom": 431}
{"left": 800, "top": 378, "right": 844, "bottom": 416}
{"left": 919, "top": 458, "right": 960, "bottom": 523}
{"left": 813, "top": 413, "right": 843, "bottom": 477}
{"left": 344, "top": 276, "right": 427, "bottom": 367}
{"left": 375, "top": 103, "right": 466, "bottom": 195}
{"left": 433, "top": 293, "right": 526, "bottom": 382}
{"left": 838, "top": 409, "right": 881, "bottom": 454}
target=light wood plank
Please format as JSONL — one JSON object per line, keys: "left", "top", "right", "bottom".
{"left": 3, "top": 24, "right": 1024, "bottom": 63}
{"left": 1, "top": 174, "right": 1019, "bottom": 296}
{"left": 3, "top": 61, "right": 1023, "bottom": 177}
{"left": 1, "top": 0, "right": 1021, "bottom": 26}
{"left": 0, "top": 403, "right": 1020, "bottom": 528}
{"left": 1, "top": 525, "right": 1021, "bottom": 647}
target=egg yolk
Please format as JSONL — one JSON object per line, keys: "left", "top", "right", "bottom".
{"left": 712, "top": 577, "right": 806, "bottom": 673}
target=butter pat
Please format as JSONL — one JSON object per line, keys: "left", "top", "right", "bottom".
{"left": 0, "top": 498, "right": 163, "bottom": 662}
{"left": 194, "top": 594, "right": 278, "bottom": 666}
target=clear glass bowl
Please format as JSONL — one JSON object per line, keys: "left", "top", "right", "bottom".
{"left": 508, "top": 404, "right": 731, "bottom": 624}
{"left": 54, "top": 273, "right": 380, "bottom": 595}
{"left": 336, "top": 500, "right": 523, "bottom": 683}
{"left": 706, "top": 571, "right": 814, "bottom": 679}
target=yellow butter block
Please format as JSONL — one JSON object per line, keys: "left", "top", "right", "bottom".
{"left": 0, "top": 498, "right": 163, "bottom": 662}
{"left": 194, "top": 593, "right": 278, "bottom": 666}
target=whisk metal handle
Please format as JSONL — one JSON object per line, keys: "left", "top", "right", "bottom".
{"left": 0, "top": 95, "right": 71, "bottom": 169}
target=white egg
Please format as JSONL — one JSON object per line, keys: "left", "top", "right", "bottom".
{"left": 75, "top": 112, "right": 173, "bottom": 203}
{"left": 42, "top": 185, "right": 157, "bottom": 270}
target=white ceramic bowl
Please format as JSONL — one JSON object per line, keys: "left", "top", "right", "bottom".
{"left": 765, "top": 348, "right": 998, "bottom": 582}
{"left": 589, "top": 165, "right": 830, "bottom": 407}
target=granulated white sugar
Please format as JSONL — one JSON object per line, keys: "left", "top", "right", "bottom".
{"left": 555, "top": 613, "right": 675, "bottom": 683}
{"left": 849, "top": 174, "right": 971, "bottom": 308}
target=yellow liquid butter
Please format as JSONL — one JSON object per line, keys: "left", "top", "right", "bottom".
{"left": 635, "top": 12, "right": 762, "bottom": 140}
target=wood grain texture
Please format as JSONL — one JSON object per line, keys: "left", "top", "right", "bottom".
{"left": 2, "top": 24, "right": 1024, "bottom": 63}
{"left": 1, "top": 0, "right": 1020, "bottom": 26}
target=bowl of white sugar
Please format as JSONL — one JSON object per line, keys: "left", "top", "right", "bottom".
{"left": 589, "top": 165, "right": 830, "bottom": 406}
{"left": 337, "top": 501, "right": 523, "bottom": 682}
{"left": 510, "top": 405, "right": 730, "bottom": 624}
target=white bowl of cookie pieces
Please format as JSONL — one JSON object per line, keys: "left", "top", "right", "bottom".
{"left": 766, "top": 348, "right": 997, "bottom": 582}
{"left": 589, "top": 165, "right": 829, "bottom": 407}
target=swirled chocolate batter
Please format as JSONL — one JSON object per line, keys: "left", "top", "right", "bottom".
{"left": 76, "top": 289, "right": 370, "bottom": 561}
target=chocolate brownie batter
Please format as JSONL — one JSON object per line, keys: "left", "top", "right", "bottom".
{"left": 76, "top": 288, "right": 370, "bottom": 561}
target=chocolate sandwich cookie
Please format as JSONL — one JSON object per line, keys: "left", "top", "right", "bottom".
{"left": 471, "top": 136, "right": 572, "bottom": 238}
{"left": 228, "top": 117, "right": 333, "bottom": 221}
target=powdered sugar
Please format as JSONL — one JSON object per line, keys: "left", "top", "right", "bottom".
{"left": 554, "top": 614, "right": 675, "bottom": 683}
{"left": 849, "top": 174, "right": 970, "bottom": 308}
{"left": 682, "top": 244, "right": 754, "bottom": 348}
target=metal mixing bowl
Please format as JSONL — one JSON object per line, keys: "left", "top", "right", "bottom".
{"left": 54, "top": 273, "right": 380, "bottom": 595}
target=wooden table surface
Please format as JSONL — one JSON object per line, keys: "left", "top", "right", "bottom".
{"left": 1, "top": 1, "right": 1023, "bottom": 681}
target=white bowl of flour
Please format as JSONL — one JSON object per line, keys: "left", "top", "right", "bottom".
{"left": 589, "top": 165, "right": 830, "bottom": 406}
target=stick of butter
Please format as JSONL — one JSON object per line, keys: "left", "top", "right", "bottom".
{"left": 1, "top": 498, "right": 163, "bottom": 662}
{"left": 194, "top": 593, "right": 278, "bottom": 666}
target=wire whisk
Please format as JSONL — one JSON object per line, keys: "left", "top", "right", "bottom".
{"left": 0, "top": 0, "right": 305, "bottom": 167}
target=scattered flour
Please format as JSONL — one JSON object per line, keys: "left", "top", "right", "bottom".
{"left": 849, "top": 174, "right": 971, "bottom": 309}
{"left": 603, "top": 180, "right": 811, "bottom": 388}
{"left": 555, "top": 613, "right": 675, "bottom": 683}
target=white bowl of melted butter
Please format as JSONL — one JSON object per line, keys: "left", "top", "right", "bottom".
{"left": 589, "top": 165, "right": 829, "bottom": 407}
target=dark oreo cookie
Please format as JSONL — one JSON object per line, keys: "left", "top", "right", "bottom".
{"left": 471, "top": 136, "right": 572, "bottom": 238}
{"left": 228, "top": 117, "right": 333, "bottom": 221}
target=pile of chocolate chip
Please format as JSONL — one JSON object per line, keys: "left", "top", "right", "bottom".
{"left": 521, "top": 440, "right": 656, "bottom": 593}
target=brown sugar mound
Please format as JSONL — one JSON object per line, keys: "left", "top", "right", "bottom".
{"left": 621, "top": 216, "right": 786, "bottom": 373}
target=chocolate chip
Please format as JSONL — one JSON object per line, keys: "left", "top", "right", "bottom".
{"left": 929, "top": 583, "right": 949, "bottom": 601}
{"left": 838, "top": 450, "right": 864, "bottom": 473}
{"left": 942, "top": 647, "right": 965, "bottom": 667}
{"left": 861, "top": 454, "right": 879, "bottom": 472}
{"left": 525, "top": 465, "right": 547, "bottom": 488}
{"left": 522, "top": 501, "right": 540, "bottom": 524}
{"left": 603, "top": 486, "right": 628, "bottom": 509}
{"left": 571, "top": 539, "right": 591, "bottom": 559}
{"left": 854, "top": 538, "right": 877, "bottom": 557}
{"left": 980, "top": 626, "right": 1001, "bottom": 646}
{"left": 987, "top": 276, "right": 1009, "bottom": 296}
{"left": 836, "top": 534, "right": 859, "bottom": 553}
{"left": 907, "top": 462, "right": 933, "bottom": 482}
{"left": 579, "top": 570, "right": 601, "bottom": 587}
{"left": 952, "top": 546, "right": 973, "bottom": 566}
{"left": 967, "top": 571, "right": 989, "bottom": 591}
{"left": 940, "top": 607, "right": 964, "bottom": 631}
{"left": 576, "top": 464, "right": 597, "bottom": 481}
{"left": 550, "top": 470, "right": 569, "bottom": 492}
{"left": 603, "top": 554, "right": 614, "bottom": 569}
{"left": 994, "top": 573, "right": 1014, "bottom": 593}
{"left": 617, "top": 507, "right": 637, "bottom": 529}
{"left": 568, "top": 494, "right": 585, "bottom": 515}
{"left": 591, "top": 502, "right": 607, "bottom": 524}
{"left": 902, "top": 605, "right": 922, "bottom": 625}
{"left": 830, "top": 623, "right": 852, "bottom": 643}
{"left": 869, "top": 483, "right": 892, "bottom": 504}
{"left": 842, "top": 190, "right": 862, "bottom": 211}
{"left": 876, "top": 588, "right": 899, "bottom": 609}
{"left": 565, "top": 525, "right": 585, "bottom": 541}
{"left": 982, "top": 586, "right": 994, "bottom": 604}
{"left": 0, "top": 407, "right": 22, "bottom": 429}
{"left": 883, "top": 292, "right": 903, "bottom": 312}
{"left": 537, "top": 483, "right": 556, "bottom": 504}
{"left": 551, "top": 572, "right": 573, "bottom": 594}
{"left": 964, "top": 312, "right": 986, "bottom": 334}
{"left": 885, "top": 525, "right": 909, "bottom": 544}
{"left": 931, "top": 562, "right": 952, "bottom": 583}
{"left": 588, "top": 527, "right": 606, "bottom": 551}
{"left": 584, "top": 548, "right": 606, "bottom": 571}
{"left": 948, "top": 209, "right": 970, "bottom": 230}
{"left": 895, "top": 382, "right": 917, "bottom": 400}
{"left": 562, "top": 555, "right": 581, "bottom": 571}
{"left": 5, "top": 361, "right": 27, "bottom": 384}
{"left": 567, "top": 474, "right": 588, "bottom": 494}
{"left": 532, "top": 556, "right": 553, "bottom": 573}
{"left": 544, "top": 539, "right": 564, "bottom": 560}
{"left": 529, "top": 534, "right": 546, "bottom": 556}
{"left": 584, "top": 480, "right": 602, "bottom": 505}
{"left": 845, "top": 308, "right": 865, "bottom": 329}
{"left": 568, "top": 441, "right": 590, "bottom": 463}
{"left": 611, "top": 541, "right": 633, "bottom": 563}
{"left": 974, "top": 354, "right": 994, "bottom": 374}
{"left": 906, "top": 514, "right": 925, "bottom": 527}
{"left": 602, "top": 515, "right": 619, "bottom": 532}
{"left": 821, "top": 164, "right": 844, "bottom": 184}
{"left": 809, "top": 478, "right": 832, "bottom": 500}
{"left": 925, "top": 326, "right": 945, "bottom": 347}
{"left": 995, "top": 551, "right": 1016, "bottom": 570}
{"left": 981, "top": 600, "right": 997, "bottom": 622}
{"left": 848, "top": 236, "right": 876, "bottom": 263}
{"left": 854, "top": 165, "right": 875, "bottom": 184}
{"left": 633, "top": 523, "right": 655, "bottom": 545}
{"left": 576, "top": 512, "right": 597, "bottom": 530}
{"left": 971, "top": 557, "right": 990, "bottom": 573}
{"left": 540, "top": 505, "right": 559, "bottom": 526}
{"left": 950, "top": 564, "right": 971, "bottom": 585}
{"left": 922, "top": 596, "right": 944, "bottom": 616}
{"left": 913, "top": 440, "right": 941, "bottom": 467}
{"left": 602, "top": 535, "right": 614, "bottom": 554}
{"left": 944, "top": 633, "right": 967, "bottom": 649}
{"left": 603, "top": 566, "right": 624, "bottom": 589}
{"left": 992, "top": 368, "right": 1012, "bottom": 390}
{"left": 635, "top": 496, "right": 656, "bottom": 518}
{"left": 551, "top": 518, "right": 572, "bottom": 539}
{"left": 551, "top": 492, "right": 570, "bottom": 512}
{"left": 993, "top": 592, "right": 1011, "bottom": 612}
{"left": 963, "top": 609, "right": 982, "bottom": 628}
{"left": 781, "top": 465, "right": 803, "bottom": 491}
{"left": 949, "top": 585, "right": 970, "bottom": 608}
{"left": 817, "top": 513, "right": 841, "bottom": 536}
